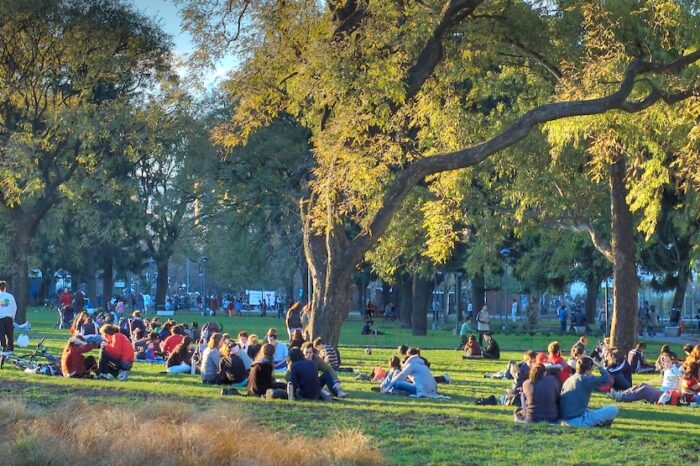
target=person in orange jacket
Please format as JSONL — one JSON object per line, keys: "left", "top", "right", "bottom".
{"left": 99, "top": 324, "right": 135, "bottom": 381}
{"left": 61, "top": 336, "right": 98, "bottom": 378}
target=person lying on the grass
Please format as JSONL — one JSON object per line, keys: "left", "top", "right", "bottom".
{"left": 201, "top": 332, "right": 223, "bottom": 384}
{"left": 61, "top": 336, "right": 98, "bottom": 378}
{"left": 605, "top": 349, "right": 633, "bottom": 391}
{"left": 166, "top": 336, "right": 194, "bottom": 374}
{"left": 560, "top": 357, "right": 619, "bottom": 428}
{"left": 288, "top": 347, "right": 324, "bottom": 400}
{"left": 384, "top": 347, "right": 438, "bottom": 397}
{"left": 609, "top": 353, "right": 683, "bottom": 404}
{"left": 219, "top": 342, "right": 248, "bottom": 387}
{"left": 482, "top": 332, "right": 500, "bottom": 360}
{"left": 248, "top": 343, "right": 287, "bottom": 397}
{"left": 462, "top": 335, "right": 482, "bottom": 359}
{"left": 520, "top": 363, "right": 560, "bottom": 423}
{"left": 98, "top": 324, "right": 134, "bottom": 381}
{"left": 265, "top": 329, "right": 288, "bottom": 370}
{"left": 628, "top": 342, "right": 655, "bottom": 374}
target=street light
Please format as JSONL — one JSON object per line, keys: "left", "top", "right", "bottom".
{"left": 500, "top": 248, "right": 511, "bottom": 328}
{"left": 200, "top": 256, "right": 208, "bottom": 309}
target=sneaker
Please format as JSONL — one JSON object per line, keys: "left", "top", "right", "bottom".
{"left": 101, "top": 373, "right": 115, "bottom": 380}
{"left": 221, "top": 388, "right": 239, "bottom": 396}
{"left": 117, "top": 370, "right": 129, "bottom": 381}
{"left": 608, "top": 390, "right": 622, "bottom": 402}
{"left": 335, "top": 387, "right": 349, "bottom": 398}
{"left": 443, "top": 374, "right": 451, "bottom": 384}
{"left": 320, "top": 388, "right": 333, "bottom": 401}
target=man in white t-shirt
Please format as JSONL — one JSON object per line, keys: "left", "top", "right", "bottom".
{"left": 0, "top": 281, "right": 18, "bottom": 352}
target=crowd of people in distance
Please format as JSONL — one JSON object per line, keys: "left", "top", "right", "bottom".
{"left": 471, "top": 335, "right": 700, "bottom": 427}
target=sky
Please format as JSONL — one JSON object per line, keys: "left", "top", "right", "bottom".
{"left": 128, "top": 0, "right": 236, "bottom": 86}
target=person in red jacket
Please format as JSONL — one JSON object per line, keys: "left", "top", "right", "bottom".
{"left": 61, "top": 336, "right": 98, "bottom": 378}
{"left": 99, "top": 324, "right": 135, "bottom": 381}
{"left": 160, "top": 324, "right": 186, "bottom": 355}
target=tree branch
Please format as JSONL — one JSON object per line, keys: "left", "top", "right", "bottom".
{"left": 343, "top": 52, "right": 700, "bottom": 266}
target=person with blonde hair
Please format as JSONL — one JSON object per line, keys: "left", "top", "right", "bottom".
{"left": 201, "top": 332, "right": 223, "bottom": 384}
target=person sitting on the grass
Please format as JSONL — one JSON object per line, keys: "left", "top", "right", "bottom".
{"left": 520, "top": 363, "right": 560, "bottom": 423}
{"left": 79, "top": 314, "right": 100, "bottom": 341}
{"left": 289, "top": 329, "right": 305, "bottom": 349}
{"left": 288, "top": 347, "right": 324, "bottom": 401}
{"left": 266, "top": 330, "right": 288, "bottom": 370}
{"left": 130, "top": 311, "right": 146, "bottom": 336}
{"left": 385, "top": 347, "right": 438, "bottom": 397}
{"left": 681, "top": 361, "right": 700, "bottom": 404}
{"left": 219, "top": 342, "right": 248, "bottom": 388}
{"left": 567, "top": 344, "right": 585, "bottom": 371}
{"left": 560, "top": 357, "right": 618, "bottom": 428}
{"left": 457, "top": 316, "right": 473, "bottom": 350}
{"left": 312, "top": 337, "right": 343, "bottom": 371}
{"left": 655, "top": 345, "right": 679, "bottom": 372}
{"left": 463, "top": 335, "right": 482, "bottom": 359}
{"left": 482, "top": 332, "right": 500, "bottom": 360}
{"left": 161, "top": 324, "right": 185, "bottom": 355}
{"left": 99, "top": 324, "right": 135, "bottom": 381}
{"left": 61, "top": 336, "right": 98, "bottom": 378}
{"left": 545, "top": 341, "right": 571, "bottom": 386}
{"left": 361, "top": 319, "right": 384, "bottom": 335}
{"left": 201, "top": 333, "right": 223, "bottom": 384}
{"left": 237, "top": 331, "right": 249, "bottom": 351}
{"left": 166, "top": 336, "right": 194, "bottom": 374}
{"left": 571, "top": 336, "right": 588, "bottom": 358}
{"left": 397, "top": 345, "right": 450, "bottom": 384}
{"left": 606, "top": 349, "right": 633, "bottom": 391}
{"left": 158, "top": 322, "right": 173, "bottom": 341}
{"left": 70, "top": 311, "right": 88, "bottom": 336}
{"left": 376, "top": 356, "right": 402, "bottom": 393}
{"left": 247, "top": 334, "right": 262, "bottom": 360}
{"left": 301, "top": 342, "right": 349, "bottom": 398}
{"left": 628, "top": 342, "right": 655, "bottom": 374}
{"left": 609, "top": 353, "right": 684, "bottom": 404}
{"left": 248, "top": 343, "right": 287, "bottom": 397}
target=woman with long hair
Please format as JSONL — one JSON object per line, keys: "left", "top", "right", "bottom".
{"left": 167, "top": 336, "right": 194, "bottom": 374}
{"left": 521, "top": 363, "right": 560, "bottom": 423}
{"left": 200, "top": 333, "right": 223, "bottom": 384}
{"left": 248, "top": 343, "right": 286, "bottom": 397}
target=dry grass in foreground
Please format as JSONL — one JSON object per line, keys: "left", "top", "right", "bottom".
{"left": 0, "top": 398, "right": 384, "bottom": 466}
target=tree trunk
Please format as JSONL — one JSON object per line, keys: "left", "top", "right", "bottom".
{"left": 471, "top": 271, "right": 485, "bottom": 319}
{"left": 398, "top": 273, "right": 413, "bottom": 328}
{"left": 455, "top": 273, "right": 463, "bottom": 332}
{"left": 156, "top": 260, "right": 169, "bottom": 307}
{"left": 609, "top": 157, "right": 638, "bottom": 354}
{"left": 526, "top": 293, "right": 540, "bottom": 329}
{"left": 38, "top": 268, "right": 54, "bottom": 304}
{"left": 102, "top": 258, "right": 114, "bottom": 307}
{"left": 672, "top": 266, "right": 690, "bottom": 310}
{"left": 305, "top": 224, "right": 353, "bottom": 346}
{"left": 9, "top": 234, "right": 31, "bottom": 324}
{"left": 584, "top": 273, "right": 602, "bottom": 324}
{"left": 85, "top": 253, "right": 97, "bottom": 308}
{"left": 301, "top": 260, "right": 309, "bottom": 304}
{"left": 411, "top": 274, "right": 433, "bottom": 336}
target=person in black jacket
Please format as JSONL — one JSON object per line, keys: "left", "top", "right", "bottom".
{"left": 606, "top": 349, "right": 633, "bottom": 391}
{"left": 482, "top": 332, "right": 500, "bottom": 360}
{"left": 219, "top": 343, "right": 248, "bottom": 386}
{"left": 247, "top": 344, "right": 285, "bottom": 397}
{"left": 289, "top": 347, "right": 322, "bottom": 400}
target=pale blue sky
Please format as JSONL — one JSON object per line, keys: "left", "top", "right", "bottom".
{"left": 129, "top": 0, "right": 236, "bottom": 84}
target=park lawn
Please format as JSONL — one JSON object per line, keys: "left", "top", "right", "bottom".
{"left": 1, "top": 309, "right": 699, "bottom": 465}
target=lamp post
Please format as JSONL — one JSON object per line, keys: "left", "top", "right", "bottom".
{"left": 500, "top": 248, "right": 511, "bottom": 328}
{"left": 200, "top": 256, "right": 208, "bottom": 307}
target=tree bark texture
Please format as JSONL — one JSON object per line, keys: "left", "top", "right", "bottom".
{"left": 470, "top": 272, "right": 485, "bottom": 320}
{"left": 584, "top": 273, "right": 602, "bottom": 324}
{"left": 398, "top": 274, "right": 413, "bottom": 328}
{"left": 672, "top": 266, "right": 690, "bottom": 310}
{"left": 9, "top": 234, "right": 31, "bottom": 324}
{"left": 609, "top": 157, "right": 639, "bottom": 354}
{"left": 102, "top": 258, "right": 114, "bottom": 308}
{"left": 411, "top": 274, "right": 434, "bottom": 336}
{"left": 156, "top": 260, "right": 169, "bottom": 307}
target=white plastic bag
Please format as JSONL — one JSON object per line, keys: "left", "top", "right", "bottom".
{"left": 16, "top": 334, "right": 30, "bottom": 348}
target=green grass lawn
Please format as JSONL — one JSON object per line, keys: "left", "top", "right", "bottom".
{"left": 1, "top": 309, "right": 699, "bottom": 465}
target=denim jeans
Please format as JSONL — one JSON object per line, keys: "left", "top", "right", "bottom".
{"left": 392, "top": 380, "right": 417, "bottom": 395}
{"left": 563, "top": 405, "right": 619, "bottom": 427}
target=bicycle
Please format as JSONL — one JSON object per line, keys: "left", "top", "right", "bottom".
{"left": 0, "top": 337, "right": 62, "bottom": 375}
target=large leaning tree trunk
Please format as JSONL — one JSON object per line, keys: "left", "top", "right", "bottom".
{"left": 300, "top": 51, "right": 700, "bottom": 345}
{"left": 609, "top": 156, "right": 639, "bottom": 353}
{"left": 470, "top": 271, "right": 486, "bottom": 319}
{"left": 411, "top": 275, "right": 434, "bottom": 336}
{"left": 584, "top": 271, "right": 604, "bottom": 324}
{"left": 672, "top": 262, "right": 691, "bottom": 310}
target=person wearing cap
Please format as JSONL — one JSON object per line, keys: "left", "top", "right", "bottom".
{"left": 482, "top": 332, "right": 500, "bottom": 360}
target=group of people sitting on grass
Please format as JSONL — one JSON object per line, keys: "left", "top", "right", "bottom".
{"left": 473, "top": 336, "right": 700, "bottom": 427}
{"left": 366, "top": 345, "right": 451, "bottom": 398}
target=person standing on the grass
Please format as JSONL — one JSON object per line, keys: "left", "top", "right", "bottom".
{"left": 557, "top": 303, "right": 568, "bottom": 334}
{"left": 511, "top": 299, "right": 518, "bottom": 322}
{"left": 476, "top": 305, "right": 490, "bottom": 345}
{"left": 285, "top": 302, "right": 303, "bottom": 339}
{"left": 560, "top": 357, "right": 619, "bottom": 428}
{"left": 0, "top": 281, "right": 17, "bottom": 352}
